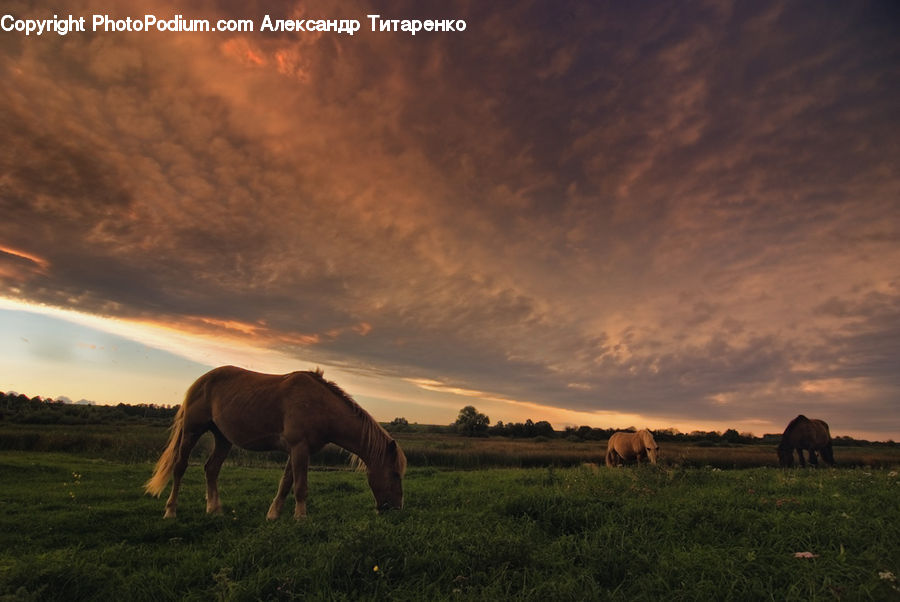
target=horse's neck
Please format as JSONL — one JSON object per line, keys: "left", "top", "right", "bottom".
{"left": 329, "top": 411, "right": 385, "bottom": 468}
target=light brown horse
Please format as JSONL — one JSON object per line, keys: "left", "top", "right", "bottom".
{"left": 605, "top": 429, "right": 660, "bottom": 467}
{"left": 777, "top": 415, "right": 834, "bottom": 467}
{"left": 145, "top": 366, "right": 406, "bottom": 519}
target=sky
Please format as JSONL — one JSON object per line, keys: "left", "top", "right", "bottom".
{"left": 1, "top": 1, "right": 899, "bottom": 440}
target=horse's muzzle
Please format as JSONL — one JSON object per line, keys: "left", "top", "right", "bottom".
{"left": 377, "top": 502, "right": 401, "bottom": 514}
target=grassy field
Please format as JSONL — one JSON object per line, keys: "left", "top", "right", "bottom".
{"left": 1, "top": 450, "right": 898, "bottom": 601}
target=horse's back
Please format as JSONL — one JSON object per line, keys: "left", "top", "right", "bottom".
{"left": 784, "top": 415, "right": 832, "bottom": 449}
{"left": 608, "top": 431, "right": 638, "bottom": 455}
{"left": 810, "top": 419, "right": 832, "bottom": 446}
{"left": 607, "top": 431, "right": 626, "bottom": 449}
{"left": 181, "top": 366, "right": 327, "bottom": 451}
{"left": 191, "top": 366, "right": 314, "bottom": 405}
{"left": 812, "top": 419, "right": 831, "bottom": 436}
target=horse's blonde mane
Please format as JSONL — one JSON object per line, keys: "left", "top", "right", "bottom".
{"left": 636, "top": 429, "right": 657, "bottom": 447}
{"left": 308, "top": 369, "right": 406, "bottom": 475}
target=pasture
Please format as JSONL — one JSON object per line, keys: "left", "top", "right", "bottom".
{"left": 1, "top": 449, "right": 899, "bottom": 600}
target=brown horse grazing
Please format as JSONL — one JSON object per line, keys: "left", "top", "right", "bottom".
{"left": 605, "top": 429, "right": 660, "bottom": 467}
{"left": 777, "top": 415, "right": 834, "bottom": 467}
{"left": 145, "top": 366, "right": 406, "bottom": 519}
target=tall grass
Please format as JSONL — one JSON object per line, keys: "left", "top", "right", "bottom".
{"left": 2, "top": 424, "right": 898, "bottom": 469}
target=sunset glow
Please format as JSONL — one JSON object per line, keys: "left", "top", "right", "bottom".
{"left": 1, "top": 1, "right": 898, "bottom": 440}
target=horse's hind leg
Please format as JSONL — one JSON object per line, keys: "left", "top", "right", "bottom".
{"left": 164, "top": 429, "right": 203, "bottom": 519}
{"left": 266, "top": 457, "right": 294, "bottom": 520}
{"left": 607, "top": 450, "right": 623, "bottom": 467}
{"left": 290, "top": 444, "right": 311, "bottom": 519}
{"left": 205, "top": 429, "right": 232, "bottom": 515}
{"left": 606, "top": 449, "right": 621, "bottom": 467}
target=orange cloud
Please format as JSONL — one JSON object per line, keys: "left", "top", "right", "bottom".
{"left": 0, "top": 246, "right": 50, "bottom": 272}
{"left": 179, "top": 316, "right": 326, "bottom": 347}
{"left": 353, "top": 322, "right": 372, "bottom": 336}
{"left": 221, "top": 38, "right": 266, "bottom": 67}
{"left": 149, "top": 315, "right": 375, "bottom": 349}
{"left": 194, "top": 317, "right": 263, "bottom": 336}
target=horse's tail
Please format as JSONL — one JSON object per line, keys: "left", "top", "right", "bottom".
{"left": 144, "top": 401, "right": 186, "bottom": 497}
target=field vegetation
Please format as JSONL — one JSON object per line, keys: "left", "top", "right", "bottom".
{"left": 1, "top": 453, "right": 899, "bottom": 600}
{"left": 2, "top": 392, "right": 897, "bottom": 470}
{"left": 1, "top": 391, "right": 899, "bottom": 599}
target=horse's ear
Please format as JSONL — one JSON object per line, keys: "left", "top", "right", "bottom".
{"left": 388, "top": 439, "right": 397, "bottom": 455}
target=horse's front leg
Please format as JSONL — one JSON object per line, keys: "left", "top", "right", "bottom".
{"left": 636, "top": 449, "right": 645, "bottom": 466}
{"left": 289, "top": 444, "right": 311, "bottom": 519}
{"left": 797, "top": 449, "right": 806, "bottom": 467}
{"left": 266, "top": 457, "right": 293, "bottom": 520}
{"left": 809, "top": 450, "right": 819, "bottom": 467}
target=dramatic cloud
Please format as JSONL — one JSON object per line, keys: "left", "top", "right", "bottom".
{"left": 2, "top": 0, "right": 898, "bottom": 437}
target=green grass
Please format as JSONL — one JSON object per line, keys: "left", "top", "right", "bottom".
{"left": 1, "top": 451, "right": 898, "bottom": 600}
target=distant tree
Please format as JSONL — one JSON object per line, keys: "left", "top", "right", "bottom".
{"left": 507, "top": 422, "right": 525, "bottom": 438}
{"left": 654, "top": 427, "right": 681, "bottom": 442}
{"left": 723, "top": 428, "right": 741, "bottom": 444}
{"left": 533, "top": 420, "right": 555, "bottom": 438}
{"left": 454, "top": 405, "right": 490, "bottom": 436}
{"left": 576, "top": 425, "right": 593, "bottom": 440}
{"left": 387, "top": 417, "right": 411, "bottom": 432}
{"left": 524, "top": 419, "right": 535, "bottom": 437}
{"left": 488, "top": 421, "right": 508, "bottom": 436}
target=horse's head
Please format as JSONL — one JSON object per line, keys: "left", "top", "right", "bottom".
{"left": 367, "top": 439, "right": 406, "bottom": 512}
{"left": 777, "top": 444, "right": 794, "bottom": 467}
{"left": 640, "top": 430, "right": 660, "bottom": 464}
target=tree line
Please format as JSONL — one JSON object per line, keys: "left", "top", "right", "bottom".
{"left": 441, "top": 405, "right": 891, "bottom": 447}
{"left": 0, "top": 392, "right": 176, "bottom": 425}
{"left": 1, "top": 393, "right": 891, "bottom": 446}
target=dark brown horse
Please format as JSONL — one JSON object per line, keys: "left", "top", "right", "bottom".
{"left": 777, "top": 415, "right": 834, "bottom": 467}
{"left": 145, "top": 366, "right": 406, "bottom": 519}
